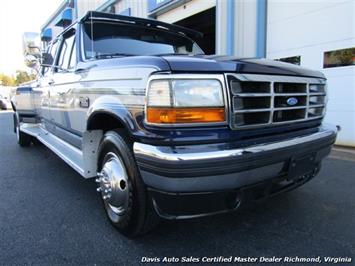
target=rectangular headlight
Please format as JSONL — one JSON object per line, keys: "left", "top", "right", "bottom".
{"left": 172, "top": 79, "right": 224, "bottom": 107}
{"left": 146, "top": 77, "right": 226, "bottom": 124}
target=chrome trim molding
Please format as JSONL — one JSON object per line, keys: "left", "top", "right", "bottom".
{"left": 133, "top": 124, "right": 337, "bottom": 163}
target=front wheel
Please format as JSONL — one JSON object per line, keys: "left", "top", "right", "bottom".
{"left": 96, "top": 130, "right": 159, "bottom": 237}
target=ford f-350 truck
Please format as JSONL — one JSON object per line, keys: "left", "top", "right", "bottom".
{"left": 13, "top": 11, "right": 337, "bottom": 237}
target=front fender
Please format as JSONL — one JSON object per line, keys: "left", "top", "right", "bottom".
{"left": 87, "top": 95, "right": 139, "bottom": 133}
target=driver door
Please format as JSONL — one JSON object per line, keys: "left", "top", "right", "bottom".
{"left": 48, "top": 28, "right": 81, "bottom": 146}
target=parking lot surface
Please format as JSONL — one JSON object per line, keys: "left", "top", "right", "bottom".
{"left": 0, "top": 111, "right": 354, "bottom": 265}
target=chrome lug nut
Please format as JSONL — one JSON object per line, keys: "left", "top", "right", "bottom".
{"left": 96, "top": 187, "right": 102, "bottom": 192}
{"left": 103, "top": 194, "right": 111, "bottom": 200}
{"left": 95, "top": 178, "right": 101, "bottom": 183}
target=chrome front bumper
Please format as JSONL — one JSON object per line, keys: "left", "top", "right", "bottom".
{"left": 133, "top": 124, "right": 337, "bottom": 193}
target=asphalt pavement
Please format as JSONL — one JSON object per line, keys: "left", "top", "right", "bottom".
{"left": 0, "top": 111, "right": 354, "bottom": 265}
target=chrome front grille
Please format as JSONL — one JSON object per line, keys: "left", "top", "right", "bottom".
{"left": 227, "top": 74, "right": 326, "bottom": 129}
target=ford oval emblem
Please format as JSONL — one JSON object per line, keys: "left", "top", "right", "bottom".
{"left": 287, "top": 97, "right": 298, "bottom": 106}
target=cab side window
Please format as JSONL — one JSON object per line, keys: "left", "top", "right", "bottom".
{"left": 42, "top": 41, "right": 59, "bottom": 75}
{"left": 50, "top": 41, "right": 59, "bottom": 63}
{"left": 56, "top": 32, "right": 75, "bottom": 72}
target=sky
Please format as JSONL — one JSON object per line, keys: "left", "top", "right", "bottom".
{"left": 0, "top": 0, "right": 63, "bottom": 76}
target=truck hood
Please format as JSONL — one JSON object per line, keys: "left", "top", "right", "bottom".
{"left": 78, "top": 55, "right": 324, "bottom": 79}
{"left": 161, "top": 55, "right": 325, "bottom": 79}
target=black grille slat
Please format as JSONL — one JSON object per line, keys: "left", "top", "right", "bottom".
{"left": 227, "top": 75, "right": 326, "bottom": 129}
{"left": 308, "top": 107, "right": 324, "bottom": 117}
{"left": 234, "top": 112, "right": 270, "bottom": 127}
{"left": 309, "top": 95, "right": 326, "bottom": 105}
{"left": 309, "top": 84, "right": 325, "bottom": 93}
{"left": 230, "top": 80, "right": 270, "bottom": 94}
{"left": 273, "top": 109, "right": 306, "bottom": 122}
{"left": 274, "top": 83, "right": 307, "bottom": 93}
{"left": 233, "top": 97, "right": 271, "bottom": 110}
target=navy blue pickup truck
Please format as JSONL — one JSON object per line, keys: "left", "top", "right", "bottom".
{"left": 15, "top": 11, "right": 337, "bottom": 237}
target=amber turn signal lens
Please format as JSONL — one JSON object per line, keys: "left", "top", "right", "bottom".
{"left": 146, "top": 107, "right": 225, "bottom": 124}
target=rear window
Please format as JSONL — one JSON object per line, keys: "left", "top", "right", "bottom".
{"left": 82, "top": 21, "right": 204, "bottom": 59}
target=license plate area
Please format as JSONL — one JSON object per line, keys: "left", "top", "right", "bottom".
{"left": 288, "top": 153, "right": 316, "bottom": 180}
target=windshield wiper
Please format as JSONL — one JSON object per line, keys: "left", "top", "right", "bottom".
{"left": 94, "top": 53, "right": 136, "bottom": 59}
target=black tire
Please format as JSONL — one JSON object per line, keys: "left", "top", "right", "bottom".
{"left": 31, "top": 138, "right": 43, "bottom": 146}
{"left": 15, "top": 115, "right": 32, "bottom": 147}
{"left": 97, "top": 129, "right": 160, "bottom": 237}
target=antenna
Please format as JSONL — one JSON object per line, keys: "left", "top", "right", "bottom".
{"left": 90, "top": 11, "right": 94, "bottom": 59}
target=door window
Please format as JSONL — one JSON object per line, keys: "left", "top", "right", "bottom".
{"left": 42, "top": 41, "right": 59, "bottom": 75}
{"left": 50, "top": 41, "right": 59, "bottom": 62}
{"left": 56, "top": 32, "right": 75, "bottom": 72}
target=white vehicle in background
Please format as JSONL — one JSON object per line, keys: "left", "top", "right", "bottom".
{"left": 11, "top": 84, "right": 40, "bottom": 117}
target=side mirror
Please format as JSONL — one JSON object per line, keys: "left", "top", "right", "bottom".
{"left": 42, "top": 52, "right": 54, "bottom": 66}
{"left": 22, "top": 32, "right": 41, "bottom": 59}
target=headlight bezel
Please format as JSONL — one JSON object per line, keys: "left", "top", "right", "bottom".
{"left": 144, "top": 74, "right": 228, "bottom": 127}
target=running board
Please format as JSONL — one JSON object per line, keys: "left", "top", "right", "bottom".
{"left": 20, "top": 123, "right": 102, "bottom": 178}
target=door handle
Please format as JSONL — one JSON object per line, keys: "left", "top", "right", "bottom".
{"left": 48, "top": 79, "right": 55, "bottom": 85}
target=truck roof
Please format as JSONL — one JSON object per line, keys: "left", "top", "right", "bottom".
{"left": 80, "top": 11, "right": 203, "bottom": 40}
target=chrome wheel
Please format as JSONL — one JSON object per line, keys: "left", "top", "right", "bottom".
{"left": 96, "top": 152, "right": 130, "bottom": 223}
{"left": 96, "top": 130, "right": 160, "bottom": 236}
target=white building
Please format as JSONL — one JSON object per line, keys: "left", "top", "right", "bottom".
{"left": 41, "top": 0, "right": 355, "bottom": 147}
{"left": 267, "top": 0, "right": 355, "bottom": 147}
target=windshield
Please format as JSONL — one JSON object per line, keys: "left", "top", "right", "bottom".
{"left": 82, "top": 21, "right": 204, "bottom": 59}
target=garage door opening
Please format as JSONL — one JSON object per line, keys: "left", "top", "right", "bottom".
{"left": 174, "top": 7, "right": 216, "bottom": 55}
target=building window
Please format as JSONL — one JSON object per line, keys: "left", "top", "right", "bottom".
{"left": 275, "top": 56, "right": 301, "bottom": 65}
{"left": 323, "top": 47, "right": 355, "bottom": 68}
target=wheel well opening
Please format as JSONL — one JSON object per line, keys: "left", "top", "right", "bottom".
{"left": 87, "top": 113, "right": 126, "bottom": 133}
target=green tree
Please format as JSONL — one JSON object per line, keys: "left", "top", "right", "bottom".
{"left": 15, "top": 70, "right": 36, "bottom": 85}
{"left": 0, "top": 70, "right": 36, "bottom": 87}
{"left": 0, "top": 73, "right": 16, "bottom": 86}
